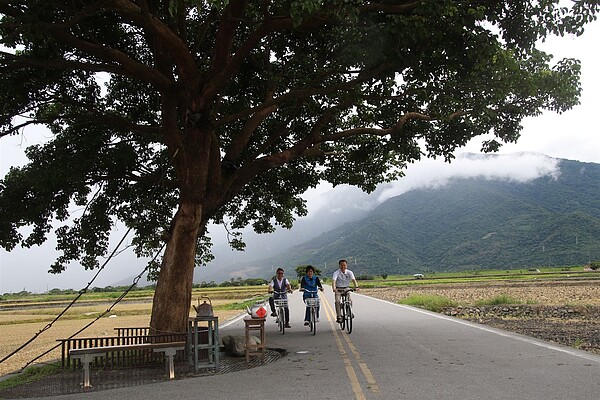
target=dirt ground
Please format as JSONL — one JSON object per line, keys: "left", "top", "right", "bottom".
{"left": 361, "top": 279, "right": 600, "bottom": 355}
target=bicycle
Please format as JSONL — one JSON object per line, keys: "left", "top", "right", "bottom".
{"left": 272, "top": 290, "right": 289, "bottom": 335}
{"left": 337, "top": 288, "right": 354, "bottom": 334}
{"left": 301, "top": 289, "right": 320, "bottom": 335}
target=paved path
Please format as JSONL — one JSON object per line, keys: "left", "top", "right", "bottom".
{"left": 43, "top": 289, "right": 600, "bottom": 400}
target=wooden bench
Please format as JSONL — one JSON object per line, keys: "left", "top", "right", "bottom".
{"left": 69, "top": 341, "right": 186, "bottom": 388}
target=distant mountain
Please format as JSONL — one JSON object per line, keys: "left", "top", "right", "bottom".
{"left": 116, "top": 157, "right": 600, "bottom": 287}
{"left": 243, "top": 158, "right": 600, "bottom": 277}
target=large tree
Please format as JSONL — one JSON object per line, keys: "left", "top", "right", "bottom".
{"left": 0, "top": 1, "right": 597, "bottom": 333}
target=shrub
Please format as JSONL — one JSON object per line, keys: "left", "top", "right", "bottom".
{"left": 475, "top": 295, "right": 522, "bottom": 306}
{"left": 398, "top": 294, "right": 456, "bottom": 312}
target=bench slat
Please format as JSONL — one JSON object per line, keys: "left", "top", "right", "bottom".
{"left": 69, "top": 341, "right": 186, "bottom": 356}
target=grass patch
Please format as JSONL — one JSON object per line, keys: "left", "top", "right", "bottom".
{"left": 0, "top": 363, "right": 61, "bottom": 391}
{"left": 399, "top": 294, "right": 456, "bottom": 312}
{"left": 216, "top": 296, "right": 269, "bottom": 311}
{"left": 474, "top": 295, "right": 522, "bottom": 306}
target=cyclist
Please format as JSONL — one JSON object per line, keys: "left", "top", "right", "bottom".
{"left": 332, "top": 259, "right": 359, "bottom": 323}
{"left": 300, "top": 265, "right": 324, "bottom": 326}
{"left": 268, "top": 267, "right": 293, "bottom": 328}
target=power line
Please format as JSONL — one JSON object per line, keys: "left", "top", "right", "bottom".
{"left": 1, "top": 148, "right": 180, "bottom": 369}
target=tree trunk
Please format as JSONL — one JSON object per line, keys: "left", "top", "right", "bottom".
{"left": 149, "top": 200, "right": 203, "bottom": 334}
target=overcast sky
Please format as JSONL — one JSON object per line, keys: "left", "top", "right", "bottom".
{"left": 1, "top": 21, "right": 599, "bottom": 293}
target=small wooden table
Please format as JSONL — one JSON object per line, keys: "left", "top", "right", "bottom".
{"left": 243, "top": 317, "right": 266, "bottom": 363}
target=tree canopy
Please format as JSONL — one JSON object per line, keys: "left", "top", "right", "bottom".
{"left": 1, "top": 0, "right": 597, "bottom": 332}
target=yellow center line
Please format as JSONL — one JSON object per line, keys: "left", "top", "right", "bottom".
{"left": 321, "top": 295, "right": 366, "bottom": 400}
{"left": 320, "top": 294, "right": 380, "bottom": 397}
{"left": 342, "top": 334, "right": 381, "bottom": 394}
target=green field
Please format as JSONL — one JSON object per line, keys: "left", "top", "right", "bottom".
{"left": 354, "top": 266, "right": 600, "bottom": 288}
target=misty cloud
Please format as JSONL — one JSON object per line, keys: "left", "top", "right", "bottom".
{"left": 376, "top": 152, "right": 560, "bottom": 204}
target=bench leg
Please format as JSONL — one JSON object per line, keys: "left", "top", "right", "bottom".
{"left": 156, "top": 348, "right": 179, "bottom": 380}
{"left": 83, "top": 362, "right": 91, "bottom": 388}
{"left": 167, "top": 352, "right": 175, "bottom": 380}
{"left": 80, "top": 355, "right": 95, "bottom": 388}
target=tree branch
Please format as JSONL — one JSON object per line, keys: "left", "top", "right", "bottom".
{"left": 321, "top": 111, "right": 433, "bottom": 143}
{"left": 359, "top": 1, "right": 421, "bottom": 14}
{"left": 218, "top": 62, "right": 396, "bottom": 125}
{"left": 40, "top": 23, "right": 173, "bottom": 90}
{"left": 210, "top": 0, "right": 249, "bottom": 75}
{"left": 105, "top": 0, "right": 199, "bottom": 85}
{"left": 1, "top": 50, "right": 134, "bottom": 77}
{"left": 224, "top": 87, "right": 278, "bottom": 163}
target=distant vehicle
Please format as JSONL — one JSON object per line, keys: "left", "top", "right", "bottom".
{"left": 413, "top": 273, "right": 424, "bottom": 279}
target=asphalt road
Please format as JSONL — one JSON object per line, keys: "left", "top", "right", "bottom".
{"left": 45, "top": 288, "right": 599, "bottom": 400}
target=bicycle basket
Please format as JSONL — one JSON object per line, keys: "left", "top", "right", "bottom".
{"left": 305, "top": 297, "right": 320, "bottom": 307}
{"left": 274, "top": 298, "right": 288, "bottom": 307}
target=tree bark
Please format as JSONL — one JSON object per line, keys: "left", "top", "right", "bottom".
{"left": 149, "top": 200, "right": 203, "bottom": 334}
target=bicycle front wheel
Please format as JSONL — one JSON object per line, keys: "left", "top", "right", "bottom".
{"left": 339, "top": 303, "right": 345, "bottom": 330}
{"left": 278, "top": 309, "right": 285, "bottom": 334}
{"left": 345, "top": 303, "right": 353, "bottom": 334}
{"left": 311, "top": 307, "right": 317, "bottom": 335}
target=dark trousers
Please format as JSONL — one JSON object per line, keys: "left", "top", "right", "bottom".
{"left": 303, "top": 297, "right": 320, "bottom": 321}
{"left": 269, "top": 297, "right": 289, "bottom": 323}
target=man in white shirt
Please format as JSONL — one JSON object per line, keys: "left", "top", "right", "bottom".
{"left": 332, "top": 259, "right": 359, "bottom": 323}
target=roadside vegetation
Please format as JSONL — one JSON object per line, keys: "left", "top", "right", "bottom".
{"left": 398, "top": 295, "right": 457, "bottom": 312}
{"left": 399, "top": 293, "right": 527, "bottom": 312}
{"left": 474, "top": 295, "right": 524, "bottom": 306}
{"left": 0, "top": 363, "right": 61, "bottom": 391}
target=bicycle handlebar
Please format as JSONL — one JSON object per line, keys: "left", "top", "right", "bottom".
{"left": 271, "top": 289, "right": 292, "bottom": 294}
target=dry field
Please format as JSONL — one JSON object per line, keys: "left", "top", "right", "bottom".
{"left": 0, "top": 301, "right": 241, "bottom": 377}
{"left": 361, "top": 279, "right": 600, "bottom": 306}
{"left": 362, "top": 279, "right": 600, "bottom": 355}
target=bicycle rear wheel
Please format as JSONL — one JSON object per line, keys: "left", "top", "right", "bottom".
{"left": 345, "top": 303, "right": 353, "bottom": 334}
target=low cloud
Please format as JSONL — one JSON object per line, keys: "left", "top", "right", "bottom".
{"left": 376, "top": 152, "right": 560, "bottom": 204}
{"left": 299, "top": 153, "right": 561, "bottom": 223}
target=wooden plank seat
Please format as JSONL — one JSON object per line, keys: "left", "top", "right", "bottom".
{"left": 69, "top": 341, "right": 186, "bottom": 388}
